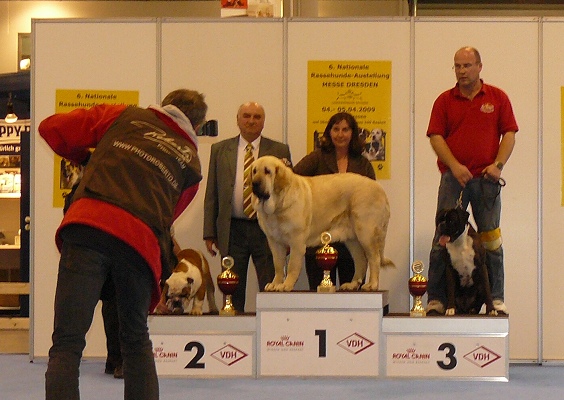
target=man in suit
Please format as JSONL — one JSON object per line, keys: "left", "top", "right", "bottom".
{"left": 203, "top": 101, "right": 292, "bottom": 313}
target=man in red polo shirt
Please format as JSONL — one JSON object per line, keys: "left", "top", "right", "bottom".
{"left": 426, "top": 47, "right": 518, "bottom": 316}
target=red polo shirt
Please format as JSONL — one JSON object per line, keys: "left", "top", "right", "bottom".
{"left": 427, "top": 81, "right": 519, "bottom": 177}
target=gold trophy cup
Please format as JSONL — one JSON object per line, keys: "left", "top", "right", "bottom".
{"left": 409, "top": 260, "right": 428, "bottom": 317}
{"left": 316, "top": 232, "right": 338, "bottom": 293}
{"left": 217, "top": 256, "right": 239, "bottom": 316}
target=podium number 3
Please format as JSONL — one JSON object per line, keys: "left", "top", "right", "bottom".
{"left": 437, "top": 342, "right": 457, "bottom": 370}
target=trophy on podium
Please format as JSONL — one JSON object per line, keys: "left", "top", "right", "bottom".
{"left": 316, "top": 231, "right": 338, "bottom": 293}
{"left": 408, "top": 260, "right": 428, "bottom": 317}
{"left": 217, "top": 256, "right": 239, "bottom": 316}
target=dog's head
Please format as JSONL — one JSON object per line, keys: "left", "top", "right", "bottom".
{"left": 369, "top": 128, "right": 385, "bottom": 143}
{"left": 251, "top": 156, "right": 292, "bottom": 215}
{"left": 164, "top": 264, "right": 196, "bottom": 314}
{"left": 61, "top": 159, "right": 84, "bottom": 188}
{"left": 436, "top": 208, "right": 470, "bottom": 246}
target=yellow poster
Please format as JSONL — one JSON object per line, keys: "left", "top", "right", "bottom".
{"left": 561, "top": 87, "right": 564, "bottom": 206}
{"left": 307, "top": 61, "right": 392, "bottom": 179}
{"left": 52, "top": 89, "right": 139, "bottom": 207}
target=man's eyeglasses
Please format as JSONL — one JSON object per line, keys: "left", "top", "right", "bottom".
{"left": 452, "top": 63, "right": 477, "bottom": 71}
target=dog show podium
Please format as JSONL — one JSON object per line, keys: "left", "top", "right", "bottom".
{"left": 382, "top": 314, "right": 509, "bottom": 381}
{"left": 257, "top": 291, "right": 388, "bottom": 377}
{"left": 148, "top": 292, "right": 509, "bottom": 380}
{"left": 148, "top": 314, "right": 256, "bottom": 378}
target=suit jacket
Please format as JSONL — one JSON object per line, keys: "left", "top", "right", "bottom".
{"left": 203, "top": 135, "right": 292, "bottom": 257}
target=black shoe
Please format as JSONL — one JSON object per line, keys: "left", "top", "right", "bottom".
{"left": 104, "top": 362, "right": 115, "bottom": 375}
{"left": 113, "top": 364, "right": 124, "bottom": 379}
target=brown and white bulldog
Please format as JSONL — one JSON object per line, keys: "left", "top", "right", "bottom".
{"left": 436, "top": 208, "right": 497, "bottom": 316}
{"left": 156, "top": 249, "right": 219, "bottom": 315}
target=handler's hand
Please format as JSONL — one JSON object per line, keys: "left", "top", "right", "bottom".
{"left": 205, "top": 238, "right": 219, "bottom": 257}
{"left": 481, "top": 164, "right": 502, "bottom": 182}
{"left": 451, "top": 163, "right": 473, "bottom": 188}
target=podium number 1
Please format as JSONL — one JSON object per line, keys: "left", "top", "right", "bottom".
{"left": 315, "top": 329, "right": 327, "bottom": 357}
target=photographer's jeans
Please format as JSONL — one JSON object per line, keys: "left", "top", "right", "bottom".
{"left": 45, "top": 241, "right": 158, "bottom": 400}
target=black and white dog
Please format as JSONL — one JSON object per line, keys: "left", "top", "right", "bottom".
{"left": 436, "top": 208, "right": 497, "bottom": 316}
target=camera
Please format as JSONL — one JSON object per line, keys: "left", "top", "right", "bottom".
{"left": 197, "top": 119, "right": 218, "bottom": 136}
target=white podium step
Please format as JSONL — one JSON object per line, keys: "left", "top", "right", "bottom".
{"left": 148, "top": 314, "right": 256, "bottom": 378}
{"left": 256, "top": 291, "right": 388, "bottom": 377}
{"left": 382, "top": 314, "right": 509, "bottom": 381}
{"left": 147, "top": 293, "right": 509, "bottom": 381}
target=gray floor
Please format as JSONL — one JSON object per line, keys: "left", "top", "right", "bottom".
{"left": 1, "top": 355, "right": 564, "bottom": 400}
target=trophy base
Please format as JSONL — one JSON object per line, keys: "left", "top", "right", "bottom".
{"left": 317, "top": 285, "right": 337, "bottom": 293}
{"left": 219, "top": 308, "right": 237, "bottom": 316}
{"left": 410, "top": 309, "right": 426, "bottom": 318}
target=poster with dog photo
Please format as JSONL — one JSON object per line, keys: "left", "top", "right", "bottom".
{"left": 307, "top": 60, "right": 391, "bottom": 179}
{"left": 51, "top": 89, "right": 139, "bottom": 207}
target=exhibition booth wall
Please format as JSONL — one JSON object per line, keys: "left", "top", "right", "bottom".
{"left": 31, "top": 17, "right": 562, "bottom": 363}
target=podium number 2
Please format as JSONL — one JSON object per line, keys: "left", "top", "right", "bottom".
{"left": 315, "top": 329, "right": 327, "bottom": 357}
{"left": 437, "top": 342, "right": 457, "bottom": 370}
{"left": 184, "top": 341, "right": 205, "bottom": 369}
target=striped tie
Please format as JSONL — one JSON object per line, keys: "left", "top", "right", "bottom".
{"left": 243, "top": 143, "right": 256, "bottom": 219}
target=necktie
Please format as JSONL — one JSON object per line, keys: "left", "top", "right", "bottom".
{"left": 243, "top": 143, "right": 256, "bottom": 219}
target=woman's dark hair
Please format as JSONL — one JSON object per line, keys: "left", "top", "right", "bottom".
{"left": 161, "top": 89, "right": 208, "bottom": 129}
{"left": 319, "top": 112, "right": 364, "bottom": 157}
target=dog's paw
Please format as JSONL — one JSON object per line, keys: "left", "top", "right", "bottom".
{"left": 189, "top": 308, "right": 203, "bottom": 316}
{"left": 445, "top": 308, "right": 456, "bottom": 316}
{"left": 265, "top": 280, "right": 295, "bottom": 292}
{"left": 360, "top": 281, "right": 379, "bottom": 292}
{"left": 340, "top": 281, "right": 361, "bottom": 291}
{"left": 154, "top": 303, "right": 171, "bottom": 315}
{"left": 487, "top": 309, "right": 499, "bottom": 316}
{"left": 264, "top": 282, "right": 289, "bottom": 292}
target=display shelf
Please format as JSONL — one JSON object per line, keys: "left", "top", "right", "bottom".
{"left": 0, "top": 193, "right": 20, "bottom": 198}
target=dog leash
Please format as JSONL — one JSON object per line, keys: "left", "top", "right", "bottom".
{"left": 480, "top": 175, "right": 506, "bottom": 211}
{"left": 455, "top": 175, "right": 506, "bottom": 212}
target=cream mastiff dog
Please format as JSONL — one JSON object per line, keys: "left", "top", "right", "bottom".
{"left": 251, "top": 155, "right": 393, "bottom": 292}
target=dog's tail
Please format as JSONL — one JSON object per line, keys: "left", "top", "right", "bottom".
{"left": 381, "top": 257, "right": 395, "bottom": 268}
{"left": 196, "top": 249, "right": 219, "bottom": 314}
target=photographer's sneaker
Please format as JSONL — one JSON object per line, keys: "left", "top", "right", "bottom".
{"left": 493, "top": 299, "right": 508, "bottom": 315}
{"left": 426, "top": 299, "right": 445, "bottom": 316}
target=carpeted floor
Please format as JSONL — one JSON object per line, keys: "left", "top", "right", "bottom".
{"left": 1, "top": 355, "right": 564, "bottom": 400}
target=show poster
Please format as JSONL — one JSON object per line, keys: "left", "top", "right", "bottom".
{"left": 52, "top": 89, "right": 139, "bottom": 207}
{"left": 307, "top": 60, "right": 392, "bottom": 179}
{"left": 562, "top": 87, "right": 564, "bottom": 206}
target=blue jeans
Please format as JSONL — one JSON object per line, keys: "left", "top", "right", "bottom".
{"left": 45, "top": 240, "right": 158, "bottom": 400}
{"left": 427, "top": 171, "right": 505, "bottom": 305}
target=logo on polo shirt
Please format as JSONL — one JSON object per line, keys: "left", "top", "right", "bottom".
{"left": 481, "top": 103, "right": 495, "bottom": 113}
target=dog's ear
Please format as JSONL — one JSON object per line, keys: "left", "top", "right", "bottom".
{"left": 435, "top": 209, "right": 448, "bottom": 226}
{"left": 456, "top": 208, "right": 470, "bottom": 224}
{"left": 273, "top": 159, "right": 290, "bottom": 194}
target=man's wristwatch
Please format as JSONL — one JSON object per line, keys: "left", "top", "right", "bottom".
{"left": 494, "top": 161, "right": 504, "bottom": 171}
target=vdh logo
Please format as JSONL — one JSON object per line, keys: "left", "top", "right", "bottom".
{"left": 210, "top": 344, "right": 248, "bottom": 366}
{"left": 337, "top": 333, "right": 374, "bottom": 355}
{"left": 463, "top": 346, "right": 501, "bottom": 368}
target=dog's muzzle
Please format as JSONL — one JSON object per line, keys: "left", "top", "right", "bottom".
{"left": 252, "top": 182, "right": 270, "bottom": 201}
